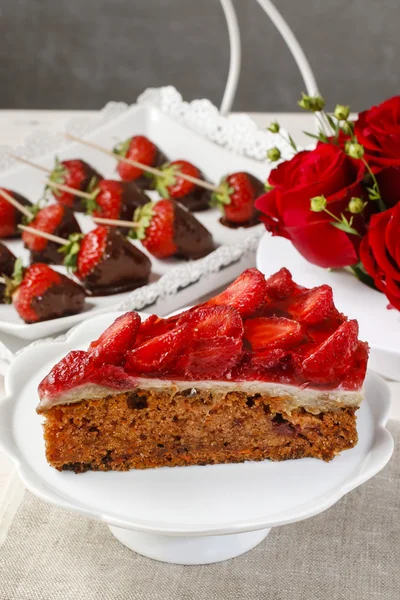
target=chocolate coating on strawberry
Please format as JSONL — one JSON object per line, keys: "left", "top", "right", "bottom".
{"left": 71, "top": 227, "right": 151, "bottom": 296}
{"left": 211, "top": 172, "right": 264, "bottom": 228}
{"left": 114, "top": 135, "right": 168, "bottom": 191}
{"left": 154, "top": 160, "right": 211, "bottom": 212}
{"left": 48, "top": 158, "right": 102, "bottom": 212}
{"left": 89, "top": 180, "right": 149, "bottom": 234}
{"left": 30, "top": 275, "right": 86, "bottom": 323}
{"left": 0, "top": 243, "right": 16, "bottom": 303}
{"left": 132, "top": 199, "right": 214, "bottom": 260}
{"left": 9, "top": 261, "right": 85, "bottom": 324}
{"left": 172, "top": 202, "right": 215, "bottom": 259}
{"left": 0, "top": 190, "right": 32, "bottom": 238}
{"left": 23, "top": 205, "right": 81, "bottom": 265}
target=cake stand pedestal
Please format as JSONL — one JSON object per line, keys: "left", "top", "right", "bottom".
{"left": 109, "top": 526, "right": 271, "bottom": 565}
{"left": 0, "top": 315, "right": 394, "bottom": 566}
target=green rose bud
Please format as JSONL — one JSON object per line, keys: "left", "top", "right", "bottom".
{"left": 310, "top": 195, "right": 327, "bottom": 212}
{"left": 341, "top": 120, "right": 354, "bottom": 136}
{"left": 345, "top": 142, "right": 364, "bottom": 159}
{"left": 298, "top": 93, "right": 325, "bottom": 112}
{"left": 267, "top": 147, "right": 281, "bottom": 162}
{"left": 267, "top": 121, "right": 280, "bottom": 133}
{"left": 348, "top": 197, "right": 366, "bottom": 214}
{"left": 334, "top": 104, "right": 350, "bottom": 120}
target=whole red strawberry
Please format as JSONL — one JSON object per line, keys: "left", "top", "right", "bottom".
{"left": 131, "top": 199, "right": 214, "bottom": 260}
{"left": 6, "top": 260, "right": 85, "bottom": 323}
{"left": 0, "top": 189, "right": 32, "bottom": 238}
{"left": 211, "top": 172, "right": 264, "bottom": 227}
{"left": 62, "top": 226, "right": 151, "bottom": 296}
{"left": 113, "top": 135, "right": 167, "bottom": 190}
{"left": 48, "top": 157, "right": 102, "bottom": 212}
{"left": 154, "top": 160, "right": 211, "bottom": 211}
{"left": 22, "top": 204, "right": 81, "bottom": 265}
{"left": 0, "top": 243, "right": 16, "bottom": 303}
{"left": 87, "top": 180, "right": 148, "bottom": 233}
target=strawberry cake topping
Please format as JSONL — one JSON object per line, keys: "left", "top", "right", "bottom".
{"left": 39, "top": 268, "right": 369, "bottom": 402}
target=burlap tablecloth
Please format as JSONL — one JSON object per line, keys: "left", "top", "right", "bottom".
{"left": 1, "top": 421, "right": 399, "bottom": 600}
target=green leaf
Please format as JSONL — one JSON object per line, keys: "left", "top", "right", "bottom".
{"left": 331, "top": 221, "right": 360, "bottom": 236}
{"left": 288, "top": 133, "right": 298, "bottom": 152}
{"left": 349, "top": 263, "right": 376, "bottom": 289}
{"left": 326, "top": 114, "right": 337, "bottom": 133}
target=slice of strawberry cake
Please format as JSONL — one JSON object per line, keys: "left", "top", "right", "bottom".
{"left": 37, "top": 268, "right": 368, "bottom": 473}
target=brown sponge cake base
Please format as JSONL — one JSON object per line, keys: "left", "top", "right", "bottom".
{"left": 42, "top": 387, "right": 358, "bottom": 473}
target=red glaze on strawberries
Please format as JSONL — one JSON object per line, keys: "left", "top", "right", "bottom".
{"left": 39, "top": 268, "right": 369, "bottom": 397}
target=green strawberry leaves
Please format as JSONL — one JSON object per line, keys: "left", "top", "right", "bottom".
{"left": 210, "top": 178, "right": 234, "bottom": 211}
{"left": 59, "top": 233, "right": 84, "bottom": 271}
{"left": 129, "top": 202, "right": 155, "bottom": 241}
{"left": 3, "top": 257, "right": 25, "bottom": 302}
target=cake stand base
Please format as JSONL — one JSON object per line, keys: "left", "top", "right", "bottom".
{"left": 108, "top": 526, "right": 271, "bottom": 565}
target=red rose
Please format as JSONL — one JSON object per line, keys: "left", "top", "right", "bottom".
{"left": 355, "top": 96, "right": 400, "bottom": 167}
{"left": 360, "top": 202, "right": 400, "bottom": 310}
{"left": 355, "top": 96, "right": 400, "bottom": 208}
{"left": 255, "top": 144, "right": 367, "bottom": 268}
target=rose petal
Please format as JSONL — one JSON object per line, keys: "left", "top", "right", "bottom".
{"left": 368, "top": 210, "right": 400, "bottom": 280}
{"left": 284, "top": 220, "right": 359, "bottom": 268}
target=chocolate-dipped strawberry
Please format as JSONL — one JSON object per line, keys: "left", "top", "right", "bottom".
{"left": 0, "top": 189, "right": 32, "bottom": 238}
{"left": 0, "top": 243, "right": 16, "bottom": 303}
{"left": 4, "top": 259, "right": 85, "bottom": 323}
{"left": 113, "top": 135, "right": 168, "bottom": 190}
{"left": 62, "top": 226, "right": 151, "bottom": 296}
{"left": 22, "top": 204, "right": 81, "bottom": 265}
{"left": 47, "top": 157, "right": 102, "bottom": 212}
{"left": 211, "top": 172, "right": 264, "bottom": 227}
{"left": 131, "top": 199, "right": 215, "bottom": 260}
{"left": 154, "top": 160, "right": 211, "bottom": 212}
{"left": 86, "top": 180, "right": 149, "bottom": 234}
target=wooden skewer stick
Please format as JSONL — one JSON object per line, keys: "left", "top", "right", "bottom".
{"left": 61, "top": 132, "right": 220, "bottom": 193}
{"left": 18, "top": 224, "right": 66, "bottom": 245}
{"left": 0, "top": 188, "right": 33, "bottom": 219}
{"left": 8, "top": 154, "right": 51, "bottom": 174}
{"left": 93, "top": 217, "right": 138, "bottom": 228}
{"left": 45, "top": 179, "right": 94, "bottom": 199}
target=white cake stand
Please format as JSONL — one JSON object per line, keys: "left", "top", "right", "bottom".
{"left": 0, "top": 312, "right": 393, "bottom": 565}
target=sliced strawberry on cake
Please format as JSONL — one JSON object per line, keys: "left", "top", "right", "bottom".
{"left": 37, "top": 268, "right": 368, "bottom": 472}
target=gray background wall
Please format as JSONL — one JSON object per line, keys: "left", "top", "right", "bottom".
{"left": 1, "top": 0, "right": 399, "bottom": 112}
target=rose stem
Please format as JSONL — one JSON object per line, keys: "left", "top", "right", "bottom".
{"left": 60, "top": 132, "right": 220, "bottom": 193}
{"left": 92, "top": 216, "right": 138, "bottom": 228}
{"left": 45, "top": 179, "right": 95, "bottom": 199}
{"left": 8, "top": 154, "right": 51, "bottom": 174}
{"left": 0, "top": 189, "right": 33, "bottom": 219}
{"left": 18, "top": 224, "right": 66, "bottom": 245}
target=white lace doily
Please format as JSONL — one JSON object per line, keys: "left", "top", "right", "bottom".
{"left": 0, "top": 86, "right": 293, "bottom": 172}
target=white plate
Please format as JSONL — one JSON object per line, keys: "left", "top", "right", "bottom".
{"left": 257, "top": 234, "right": 400, "bottom": 381}
{"left": 0, "top": 311, "right": 393, "bottom": 542}
{"left": 0, "top": 97, "right": 283, "bottom": 340}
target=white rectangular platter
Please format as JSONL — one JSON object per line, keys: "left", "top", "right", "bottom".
{"left": 0, "top": 92, "right": 287, "bottom": 340}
